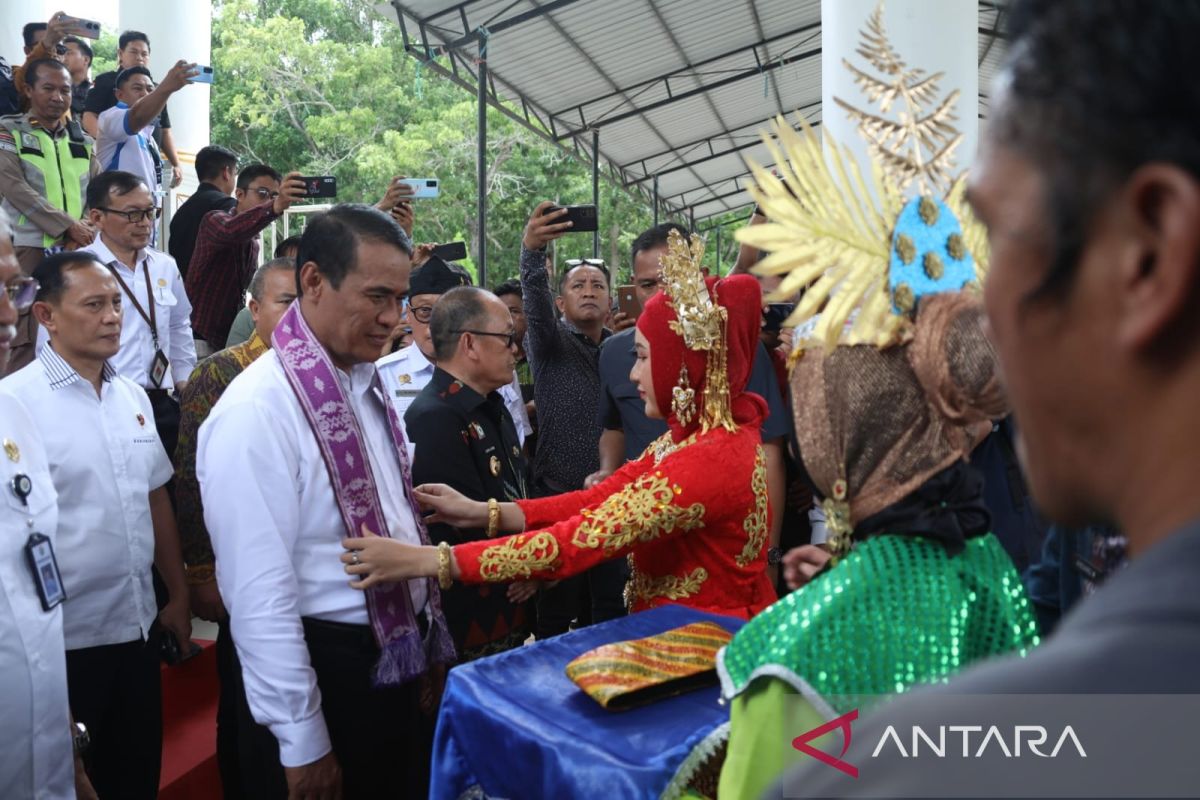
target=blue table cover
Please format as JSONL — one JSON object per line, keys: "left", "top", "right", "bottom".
{"left": 430, "top": 604, "right": 744, "bottom": 800}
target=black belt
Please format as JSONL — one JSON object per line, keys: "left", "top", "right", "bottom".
{"left": 301, "top": 611, "right": 430, "bottom": 649}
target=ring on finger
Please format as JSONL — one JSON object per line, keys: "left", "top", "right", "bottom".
{"left": 351, "top": 551, "right": 361, "bottom": 565}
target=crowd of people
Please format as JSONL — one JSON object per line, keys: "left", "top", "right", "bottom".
{"left": 3, "top": 1, "right": 1200, "bottom": 798}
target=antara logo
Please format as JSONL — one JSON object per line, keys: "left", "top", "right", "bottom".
{"left": 793, "top": 711, "right": 1087, "bottom": 779}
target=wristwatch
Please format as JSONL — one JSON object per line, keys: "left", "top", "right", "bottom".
{"left": 767, "top": 546, "right": 783, "bottom": 566}
{"left": 72, "top": 721, "right": 90, "bottom": 756}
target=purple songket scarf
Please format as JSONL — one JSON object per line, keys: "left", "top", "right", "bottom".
{"left": 272, "top": 302, "right": 455, "bottom": 685}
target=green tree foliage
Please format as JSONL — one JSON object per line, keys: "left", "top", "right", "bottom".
{"left": 208, "top": 0, "right": 747, "bottom": 286}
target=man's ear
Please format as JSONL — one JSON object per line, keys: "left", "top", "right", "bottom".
{"left": 247, "top": 297, "right": 261, "bottom": 324}
{"left": 31, "top": 300, "right": 55, "bottom": 333}
{"left": 87, "top": 208, "right": 104, "bottom": 226}
{"left": 1114, "top": 164, "right": 1200, "bottom": 352}
{"left": 554, "top": 296, "right": 565, "bottom": 315}
{"left": 298, "top": 261, "right": 323, "bottom": 300}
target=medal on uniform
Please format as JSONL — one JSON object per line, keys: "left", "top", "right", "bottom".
{"left": 10, "top": 473, "right": 66, "bottom": 611}
{"left": 471, "top": 422, "right": 486, "bottom": 440}
{"left": 489, "top": 455, "right": 501, "bottom": 477}
{"left": 3, "top": 438, "right": 18, "bottom": 462}
{"left": 397, "top": 374, "right": 412, "bottom": 385}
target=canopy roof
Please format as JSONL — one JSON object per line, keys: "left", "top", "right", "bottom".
{"left": 385, "top": 0, "right": 1008, "bottom": 221}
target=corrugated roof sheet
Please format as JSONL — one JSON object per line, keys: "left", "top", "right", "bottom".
{"left": 385, "top": 0, "right": 1007, "bottom": 220}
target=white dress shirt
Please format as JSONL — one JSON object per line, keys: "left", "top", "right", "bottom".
{"left": 35, "top": 236, "right": 197, "bottom": 389}
{"left": 499, "top": 371, "right": 532, "bottom": 447}
{"left": 0, "top": 394, "right": 74, "bottom": 799}
{"left": 0, "top": 346, "right": 172, "bottom": 650}
{"left": 198, "top": 348, "right": 428, "bottom": 768}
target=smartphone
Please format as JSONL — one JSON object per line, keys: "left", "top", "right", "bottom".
{"left": 762, "top": 302, "right": 795, "bottom": 333}
{"left": 431, "top": 241, "right": 468, "bottom": 262}
{"left": 299, "top": 176, "right": 337, "bottom": 198}
{"left": 547, "top": 204, "right": 598, "bottom": 233}
{"left": 192, "top": 65, "right": 214, "bottom": 84}
{"left": 60, "top": 15, "right": 101, "bottom": 39}
{"left": 617, "top": 285, "right": 641, "bottom": 319}
{"left": 400, "top": 178, "right": 440, "bottom": 199}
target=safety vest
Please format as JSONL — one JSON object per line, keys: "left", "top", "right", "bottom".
{"left": 0, "top": 114, "right": 93, "bottom": 248}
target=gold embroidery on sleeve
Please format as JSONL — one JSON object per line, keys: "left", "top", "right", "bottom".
{"left": 627, "top": 567, "right": 709, "bottom": 607}
{"left": 573, "top": 471, "right": 705, "bottom": 553}
{"left": 736, "top": 445, "right": 769, "bottom": 567}
{"left": 477, "top": 531, "right": 560, "bottom": 582}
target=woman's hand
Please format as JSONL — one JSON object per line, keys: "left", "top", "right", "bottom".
{"left": 781, "top": 544, "right": 831, "bottom": 591}
{"left": 413, "top": 484, "right": 487, "bottom": 528}
{"left": 341, "top": 525, "right": 439, "bottom": 589}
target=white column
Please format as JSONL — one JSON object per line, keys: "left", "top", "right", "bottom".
{"left": 116, "top": 0, "right": 211, "bottom": 156}
{"left": 821, "top": 0, "right": 979, "bottom": 188}
{"left": 2, "top": 1, "right": 51, "bottom": 66}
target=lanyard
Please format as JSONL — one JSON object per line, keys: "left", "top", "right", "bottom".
{"left": 107, "top": 261, "right": 158, "bottom": 349}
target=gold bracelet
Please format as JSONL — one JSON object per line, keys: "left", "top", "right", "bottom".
{"left": 487, "top": 498, "right": 500, "bottom": 537}
{"left": 436, "top": 541, "right": 454, "bottom": 590}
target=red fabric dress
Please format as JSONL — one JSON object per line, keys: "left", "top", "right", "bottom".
{"left": 453, "top": 273, "right": 777, "bottom": 620}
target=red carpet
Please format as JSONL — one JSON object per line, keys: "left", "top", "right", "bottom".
{"left": 159, "top": 639, "right": 222, "bottom": 799}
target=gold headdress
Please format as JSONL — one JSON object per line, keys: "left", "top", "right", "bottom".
{"left": 658, "top": 229, "right": 735, "bottom": 433}
{"left": 739, "top": 2, "right": 988, "bottom": 352}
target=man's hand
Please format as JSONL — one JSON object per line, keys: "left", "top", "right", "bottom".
{"left": 44, "top": 12, "right": 70, "bottom": 49}
{"left": 391, "top": 202, "right": 413, "bottom": 237}
{"left": 170, "top": 164, "right": 183, "bottom": 189}
{"left": 609, "top": 310, "right": 636, "bottom": 332}
{"left": 411, "top": 242, "right": 435, "bottom": 268}
{"left": 73, "top": 753, "right": 98, "bottom": 800}
{"left": 507, "top": 580, "right": 540, "bottom": 604}
{"left": 284, "top": 751, "right": 342, "bottom": 800}
{"left": 158, "top": 598, "right": 192, "bottom": 648}
{"left": 782, "top": 544, "right": 832, "bottom": 591}
{"left": 189, "top": 580, "right": 225, "bottom": 623}
{"left": 376, "top": 176, "right": 415, "bottom": 211}
{"left": 159, "top": 60, "right": 199, "bottom": 94}
{"left": 273, "top": 173, "right": 308, "bottom": 215}
{"left": 522, "top": 201, "right": 571, "bottom": 251}
{"left": 584, "top": 469, "right": 613, "bottom": 488}
{"left": 65, "top": 221, "right": 95, "bottom": 247}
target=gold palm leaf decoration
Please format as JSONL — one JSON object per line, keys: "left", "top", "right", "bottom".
{"left": 738, "top": 114, "right": 907, "bottom": 348}
{"left": 835, "top": 3, "right": 962, "bottom": 197}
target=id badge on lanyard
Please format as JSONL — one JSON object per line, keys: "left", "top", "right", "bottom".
{"left": 10, "top": 473, "right": 66, "bottom": 611}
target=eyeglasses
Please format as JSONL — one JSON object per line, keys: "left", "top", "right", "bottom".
{"left": 251, "top": 187, "right": 280, "bottom": 200}
{"left": 4, "top": 277, "right": 39, "bottom": 311}
{"left": 97, "top": 206, "right": 156, "bottom": 223}
{"left": 408, "top": 305, "right": 434, "bottom": 323}
{"left": 564, "top": 258, "right": 606, "bottom": 268}
{"left": 456, "top": 329, "right": 518, "bottom": 348}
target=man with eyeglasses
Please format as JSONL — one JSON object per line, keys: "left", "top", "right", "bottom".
{"left": 377, "top": 256, "right": 469, "bottom": 450}
{"left": 0, "top": 57, "right": 99, "bottom": 376}
{"left": 404, "top": 285, "right": 536, "bottom": 660}
{"left": 185, "top": 164, "right": 305, "bottom": 359}
{"left": 35, "top": 170, "right": 196, "bottom": 460}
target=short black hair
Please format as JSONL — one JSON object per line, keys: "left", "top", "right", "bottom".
{"left": 557, "top": 261, "right": 610, "bottom": 293}
{"left": 195, "top": 145, "right": 238, "bottom": 182}
{"left": 296, "top": 204, "right": 413, "bottom": 294}
{"left": 118, "top": 30, "right": 150, "bottom": 51}
{"left": 631, "top": 223, "right": 690, "bottom": 266}
{"left": 22, "top": 23, "right": 47, "bottom": 49}
{"left": 33, "top": 252, "right": 106, "bottom": 304}
{"left": 493, "top": 278, "right": 522, "bottom": 300}
{"left": 274, "top": 235, "right": 302, "bottom": 259}
{"left": 86, "top": 170, "right": 148, "bottom": 210}
{"left": 64, "top": 36, "right": 93, "bottom": 64}
{"left": 237, "top": 164, "right": 283, "bottom": 191}
{"left": 430, "top": 286, "right": 491, "bottom": 361}
{"left": 115, "top": 66, "right": 152, "bottom": 90}
{"left": 249, "top": 257, "right": 296, "bottom": 303}
{"left": 24, "top": 59, "right": 69, "bottom": 86}
{"left": 999, "top": 0, "right": 1200, "bottom": 301}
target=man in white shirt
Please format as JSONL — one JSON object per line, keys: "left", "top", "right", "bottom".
{"left": 198, "top": 204, "right": 454, "bottom": 799}
{"left": 36, "top": 169, "right": 196, "bottom": 460}
{"left": 378, "top": 257, "right": 531, "bottom": 451}
{"left": 0, "top": 212, "right": 94, "bottom": 799}
{"left": 95, "top": 61, "right": 197, "bottom": 212}
{"left": 0, "top": 251, "right": 191, "bottom": 799}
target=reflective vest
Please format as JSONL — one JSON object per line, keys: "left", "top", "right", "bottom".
{"left": 0, "top": 114, "right": 93, "bottom": 248}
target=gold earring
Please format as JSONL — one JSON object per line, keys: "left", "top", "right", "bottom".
{"left": 671, "top": 363, "right": 696, "bottom": 426}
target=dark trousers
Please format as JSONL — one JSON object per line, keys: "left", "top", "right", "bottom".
{"left": 66, "top": 637, "right": 162, "bottom": 800}
{"left": 217, "top": 618, "right": 283, "bottom": 800}
{"left": 535, "top": 558, "right": 628, "bottom": 638}
{"left": 237, "top": 617, "right": 435, "bottom": 799}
